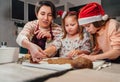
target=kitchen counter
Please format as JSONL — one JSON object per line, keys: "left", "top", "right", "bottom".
{"left": 100, "top": 63, "right": 120, "bottom": 74}
{"left": 46, "top": 68, "right": 120, "bottom": 82}
{"left": 0, "top": 63, "right": 56, "bottom": 82}
{"left": 0, "top": 62, "right": 120, "bottom": 82}
{"left": 46, "top": 63, "right": 120, "bottom": 82}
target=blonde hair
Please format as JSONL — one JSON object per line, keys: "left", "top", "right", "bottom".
{"left": 62, "top": 11, "right": 84, "bottom": 39}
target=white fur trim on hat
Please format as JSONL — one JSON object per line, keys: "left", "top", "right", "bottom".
{"left": 62, "top": 11, "right": 67, "bottom": 19}
{"left": 102, "top": 14, "right": 108, "bottom": 20}
{"left": 78, "top": 15, "right": 102, "bottom": 25}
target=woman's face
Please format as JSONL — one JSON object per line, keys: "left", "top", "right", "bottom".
{"left": 82, "top": 23, "right": 98, "bottom": 34}
{"left": 64, "top": 16, "right": 79, "bottom": 36}
{"left": 36, "top": 5, "right": 53, "bottom": 28}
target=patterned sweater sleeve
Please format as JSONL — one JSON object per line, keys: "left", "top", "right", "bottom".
{"left": 16, "top": 20, "right": 37, "bottom": 46}
{"left": 51, "top": 23, "right": 63, "bottom": 40}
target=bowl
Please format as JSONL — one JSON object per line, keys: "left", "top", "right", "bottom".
{"left": 0, "top": 47, "right": 19, "bottom": 64}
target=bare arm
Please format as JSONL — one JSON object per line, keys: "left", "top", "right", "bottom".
{"left": 80, "top": 49, "right": 120, "bottom": 61}
{"left": 94, "top": 49, "right": 120, "bottom": 60}
{"left": 44, "top": 45, "right": 57, "bottom": 57}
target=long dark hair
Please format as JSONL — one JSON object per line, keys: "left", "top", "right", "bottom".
{"left": 35, "top": 0, "right": 57, "bottom": 19}
{"left": 91, "top": 19, "right": 110, "bottom": 51}
{"left": 92, "top": 18, "right": 110, "bottom": 28}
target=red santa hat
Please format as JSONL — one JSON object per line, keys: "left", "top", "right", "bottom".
{"left": 57, "top": 10, "right": 64, "bottom": 18}
{"left": 78, "top": 2, "right": 108, "bottom": 25}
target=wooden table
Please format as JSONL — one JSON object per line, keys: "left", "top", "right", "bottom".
{"left": 46, "top": 68, "right": 120, "bottom": 82}
{"left": 0, "top": 63, "right": 120, "bottom": 82}
{"left": 0, "top": 63, "right": 56, "bottom": 82}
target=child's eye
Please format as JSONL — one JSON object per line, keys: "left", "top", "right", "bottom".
{"left": 70, "top": 24, "right": 75, "bottom": 26}
{"left": 65, "top": 24, "right": 68, "bottom": 27}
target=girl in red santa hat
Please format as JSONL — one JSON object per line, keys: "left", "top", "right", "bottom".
{"left": 78, "top": 2, "right": 120, "bottom": 63}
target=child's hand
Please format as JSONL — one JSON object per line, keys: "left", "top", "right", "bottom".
{"left": 67, "top": 50, "right": 80, "bottom": 59}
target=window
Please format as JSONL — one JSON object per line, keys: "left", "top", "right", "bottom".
{"left": 11, "top": 0, "right": 24, "bottom": 21}
{"left": 28, "top": 4, "right": 37, "bottom": 21}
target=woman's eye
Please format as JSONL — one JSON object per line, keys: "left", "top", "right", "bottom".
{"left": 48, "top": 14, "right": 52, "bottom": 17}
{"left": 40, "top": 12, "right": 45, "bottom": 15}
{"left": 86, "top": 24, "right": 90, "bottom": 27}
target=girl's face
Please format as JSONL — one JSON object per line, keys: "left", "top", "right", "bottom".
{"left": 36, "top": 5, "right": 53, "bottom": 28}
{"left": 82, "top": 23, "right": 99, "bottom": 34}
{"left": 64, "top": 16, "right": 79, "bottom": 36}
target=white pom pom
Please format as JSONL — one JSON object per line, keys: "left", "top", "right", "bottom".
{"left": 102, "top": 14, "right": 108, "bottom": 20}
{"left": 62, "top": 11, "right": 67, "bottom": 19}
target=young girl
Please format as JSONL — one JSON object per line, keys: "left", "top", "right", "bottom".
{"left": 43, "top": 11, "right": 91, "bottom": 59}
{"left": 78, "top": 2, "right": 120, "bottom": 63}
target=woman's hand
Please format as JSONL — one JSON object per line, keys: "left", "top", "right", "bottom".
{"left": 35, "top": 30, "right": 51, "bottom": 39}
{"left": 29, "top": 43, "right": 47, "bottom": 62}
{"left": 79, "top": 54, "right": 96, "bottom": 61}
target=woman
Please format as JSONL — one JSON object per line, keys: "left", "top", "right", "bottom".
{"left": 16, "top": 1, "right": 62, "bottom": 62}
{"left": 78, "top": 2, "right": 120, "bottom": 63}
